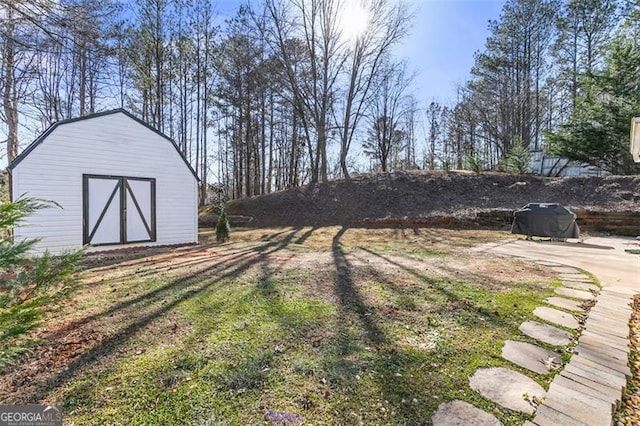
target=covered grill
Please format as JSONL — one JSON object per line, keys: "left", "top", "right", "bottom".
{"left": 511, "top": 203, "right": 580, "bottom": 239}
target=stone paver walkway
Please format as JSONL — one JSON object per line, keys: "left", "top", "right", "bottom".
{"left": 562, "top": 281, "right": 599, "bottom": 292}
{"left": 519, "top": 320, "right": 573, "bottom": 346}
{"left": 546, "top": 296, "right": 583, "bottom": 311}
{"left": 476, "top": 236, "right": 639, "bottom": 287}
{"left": 530, "top": 285, "right": 634, "bottom": 426}
{"left": 501, "top": 340, "right": 560, "bottom": 374}
{"left": 554, "top": 287, "right": 595, "bottom": 300}
{"left": 475, "top": 236, "right": 639, "bottom": 426}
{"left": 431, "top": 400, "right": 503, "bottom": 426}
{"left": 433, "top": 237, "right": 637, "bottom": 425}
{"left": 439, "top": 265, "right": 588, "bottom": 423}
{"left": 533, "top": 306, "right": 580, "bottom": 329}
{"left": 469, "top": 367, "right": 545, "bottom": 414}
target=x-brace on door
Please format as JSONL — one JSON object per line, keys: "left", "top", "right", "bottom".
{"left": 83, "top": 174, "right": 156, "bottom": 246}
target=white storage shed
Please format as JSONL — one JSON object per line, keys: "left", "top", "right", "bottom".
{"left": 8, "top": 109, "right": 199, "bottom": 254}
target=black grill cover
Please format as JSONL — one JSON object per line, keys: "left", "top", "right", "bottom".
{"left": 511, "top": 203, "right": 580, "bottom": 239}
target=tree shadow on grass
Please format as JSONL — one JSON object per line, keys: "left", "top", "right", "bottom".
{"left": 2, "top": 226, "right": 525, "bottom": 422}
{"left": 74, "top": 229, "right": 305, "bottom": 326}
{"left": 332, "top": 226, "right": 386, "bottom": 345}
{"left": 324, "top": 227, "right": 446, "bottom": 423}
{"left": 0, "top": 228, "right": 308, "bottom": 404}
{"left": 384, "top": 226, "right": 505, "bottom": 247}
{"left": 357, "top": 246, "right": 515, "bottom": 330}
{"left": 80, "top": 248, "right": 232, "bottom": 287}
{"left": 295, "top": 227, "right": 317, "bottom": 245}
{"left": 74, "top": 247, "right": 263, "bottom": 325}
{"left": 80, "top": 247, "right": 177, "bottom": 269}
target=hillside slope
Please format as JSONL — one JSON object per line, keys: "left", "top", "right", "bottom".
{"left": 218, "top": 171, "right": 640, "bottom": 232}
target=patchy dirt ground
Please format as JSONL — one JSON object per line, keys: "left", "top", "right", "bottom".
{"left": 215, "top": 172, "right": 640, "bottom": 233}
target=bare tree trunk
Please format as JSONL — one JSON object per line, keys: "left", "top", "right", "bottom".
{"left": 78, "top": 47, "right": 87, "bottom": 116}
{"left": 289, "top": 108, "right": 298, "bottom": 188}
{"left": 339, "top": 53, "right": 358, "bottom": 179}
{"left": 260, "top": 92, "right": 267, "bottom": 194}
{"left": 244, "top": 98, "right": 252, "bottom": 198}
{"left": 267, "top": 93, "right": 274, "bottom": 193}
{"left": 201, "top": 56, "right": 209, "bottom": 206}
{"left": 154, "top": 1, "right": 163, "bottom": 130}
{"left": 3, "top": 7, "right": 19, "bottom": 163}
{"left": 195, "top": 36, "right": 201, "bottom": 180}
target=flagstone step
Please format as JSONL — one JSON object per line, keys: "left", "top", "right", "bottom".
{"left": 557, "top": 275, "right": 592, "bottom": 283}
{"left": 469, "top": 367, "right": 545, "bottom": 414}
{"left": 501, "top": 340, "right": 562, "bottom": 374}
{"left": 554, "top": 287, "right": 595, "bottom": 300}
{"left": 518, "top": 320, "right": 573, "bottom": 346}
{"left": 548, "top": 266, "right": 582, "bottom": 275}
{"left": 431, "top": 400, "right": 502, "bottom": 426}
{"left": 546, "top": 296, "right": 583, "bottom": 312}
{"left": 562, "top": 281, "right": 599, "bottom": 292}
{"left": 533, "top": 306, "right": 580, "bottom": 329}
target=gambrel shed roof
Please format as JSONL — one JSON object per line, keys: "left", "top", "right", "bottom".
{"left": 9, "top": 109, "right": 198, "bottom": 181}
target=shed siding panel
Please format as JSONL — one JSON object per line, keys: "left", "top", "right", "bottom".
{"left": 12, "top": 113, "right": 197, "bottom": 254}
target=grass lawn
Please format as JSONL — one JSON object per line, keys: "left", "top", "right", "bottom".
{"left": 0, "top": 227, "right": 566, "bottom": 425}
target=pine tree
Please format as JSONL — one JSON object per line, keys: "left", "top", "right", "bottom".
{"left": 0, "top": 197, "right": 82, "bottom": 308}
{"left": 215, "top": 208, "right": 231, "bottom": 243}
{"left": 467, "top": 0, "right": 558, "bottom": 156}
{"left": 547, "top": 15, "right": 640, "bottom": 175}
{"left": 498, "top": 138, "right": 532, "bottom": 174}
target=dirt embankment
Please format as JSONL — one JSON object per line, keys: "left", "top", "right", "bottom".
{"left": 204, "top": 171, "right": 640, "bottom": 235}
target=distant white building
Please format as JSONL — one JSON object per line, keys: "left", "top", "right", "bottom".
{"left": 9, "top": 109, "right": 199, "bottom": 254}
{"left": 632, "top": 117, "right": 640, "bottom": 163}
{"left": 530, "top": 150, "right": 607, "bottom": 177}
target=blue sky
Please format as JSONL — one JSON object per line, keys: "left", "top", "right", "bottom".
{"left": 396, "top": 0, "right": 505, "bottom": 106}
{"left": 216, "top": 0, "right": 506, "bottom": 108}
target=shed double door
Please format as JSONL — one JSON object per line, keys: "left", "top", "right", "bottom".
{"left": 83, "top": 175, "right": 156, "bottom": 246}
